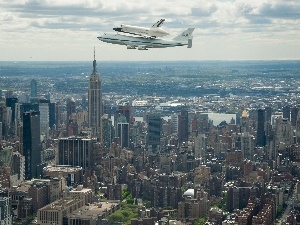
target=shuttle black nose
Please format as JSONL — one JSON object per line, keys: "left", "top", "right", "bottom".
{"left": 113, "top": 27, "right": 122, "bottom": 32}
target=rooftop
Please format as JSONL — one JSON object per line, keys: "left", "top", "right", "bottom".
{"left": 69, "top": 201, "right": 120, "bottom": 219}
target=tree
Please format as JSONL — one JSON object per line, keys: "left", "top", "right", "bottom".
{"left": 194, "top": 216, "right": 207, "bottom": 225}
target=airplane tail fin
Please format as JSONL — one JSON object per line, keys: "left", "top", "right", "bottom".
{"left": 172, "top": 28, "right": 195, "bottom": 42}
{"left": 152, "top": 19, "right": 165, "bottom": 27}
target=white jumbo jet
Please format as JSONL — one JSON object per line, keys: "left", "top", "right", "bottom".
{"left": 113, "top": 19, "right": 169, "bottom": 38}
{"left": 97, "top": 28, "right": 195, "bottom": 50}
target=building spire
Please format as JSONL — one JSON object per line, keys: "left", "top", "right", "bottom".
{"left": 93, "top": 47, "right": 97, "bottom": 73}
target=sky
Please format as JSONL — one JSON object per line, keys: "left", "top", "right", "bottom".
{"left": 1, "top": 0, "right": 300, "bottom": 61}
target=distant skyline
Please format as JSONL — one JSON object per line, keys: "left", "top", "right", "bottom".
{"left": 1, "top": 0, "right": 299, "bottom": 61}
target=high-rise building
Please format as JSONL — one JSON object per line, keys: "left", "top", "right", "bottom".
{"left": 117, "top": 123, "right": 129, "bottom": 148}
{"left": 88, "top": 49, "right": 102, "bottom": 139}
{"left": 291, "top": 106, "right": 299, "bottom": 127}
{"left": 275, "top": 117, "right": 292, "bottom": 146}
{"left": 171, "top": 113, "right": 178, "bottom": 134}
{"left": 296, "top": 111, "right": 300, "bottom": 144}
{"left": 101, "top": 114, "right": 113, "bottom": 148}
{"left": 23, "top": 111, "right": 41, "bottom": 180}
{"left": 265, "top": 106, "right": 272, "bottom": 123}
{"left": 58, "top": 137, "right": 92, "bottom": 169}
{"left": 30, "top": 79, "right": 37, "bottom": 98}
{"left": 0, "top": 103, "right": 7, "bottom": 138}
{"left": 178, "top": 109, "right": 189, "bottom": 144}
{"left": 19, "top": 103, "right": 39, "bottom": 122}
{"left": 147, "top": 114, "right": 161, "bottom": 150}
{"left": 66, "top": 97, "right": 76, "bottom": 122}
{"left": 115, "top": 105, "right": 131, "bottom": 123}
{"left": 256, "top": 109, "right": 266, "bottom": 147}
{"left": 0, "top": 197, "right": 12, "bottom": 225}
{"left": 5, "top": 97, "right": 18, "bottom": 124}
{"left": 39, "top": 99, "right": 50, "bottom": 139}
{"left": 282, "top": 105, "right": 290, "bottom": 120}
{"left": 49, "top": 102, "right": 56, "bottom": 128}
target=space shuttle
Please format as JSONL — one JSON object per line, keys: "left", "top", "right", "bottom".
{"left": 113, "top": 19, "right": 170, "bottom": 38}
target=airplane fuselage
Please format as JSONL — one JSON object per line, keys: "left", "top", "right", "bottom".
{"left": 98, "top": 33, "right": 186, "bottom": 50}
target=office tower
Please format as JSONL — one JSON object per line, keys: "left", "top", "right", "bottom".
{"left": 66, "top": 97, "right": 76, "bottom": 122}
{"left": 29, "top": 181, "right": 49, "bottom": 212}
{"left": 282, "top": 105, "right": 290, "bottom": 120}
{"left": 19, "top": 103, "right": 39, "bottom": 121}
{"left": 0, "top": 122, "right": 2, "bottom": 140}
{"left": 194, "top": 134, "right": 207, "bottom": 159}
{"left": 0, "top": 197, "right": 12, "bottom": 225}
{"left": 23, "top": 111, "right": 41, "bottom": 180}
{"left": 171, "top": 113, "right": 178, "bottom": 134}
{"left": 12, "top": 151, "right": 25, "bottom": 183}
{"left": 5, "top": 97, "right": 18, "bottom": 124}
{"left": 49, "top": 102, "right": 56, "bottom": 128}
{"left": 101, "top": 114, "right": 112, "bottom": 148}
{"left": 30, "top": 79, "right": 37, "bottom": 98}
{"left": 296, "top": 111, "right": 300, "bottom": 144}
{"left": 198, "top": 113, "right": 209, "bottom": 133}
{"left": 256, "top": 109, "right": 266, "bottom": 147}
{"left": 5, "top": 91, "right": 13, "bottom": 98}
{"left": 0, "top": 103, "right": 6, "bottom": 138}
{"left": 81, "top": 95, "right": 87, "bottom": 110}
{"left": 240, "top": 132, "right": 254, "bottom": 160}
{"left": 117, "top": 123, "right": 129, "bottom": 148}
{"left": 291, "top": 106, "right": 299, "bottom": 127}
{"left": 147, "top": 114, "right": 161, "bottom": 149}
{"left": 115, "top": 105, "right": 131, "bottom": 123}
{"left": 265, "top": 106, "right": 272, "bottom": 123}
{"left": 58, "top": 137, "right": 92, "bottom": 169}
{"left": 39, "top": 99, "right": 50, "bottom": 139}
{"left": 275, "top": 117, "right": 292, "bottom": 146}
{"left": 178, "top": 109, "right": 189, "bottom": 144}
{"left": 88, "top": 49, "right": 102, "bottom": 139}
{"left": 240, "top": 109, "right": 250, "bottom": 133}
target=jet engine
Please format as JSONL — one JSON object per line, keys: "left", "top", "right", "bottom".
{"left": 138, "top": 46, "right": 148, "bottom": 50}
{"left": 127, "top": 45, "right": 136, "bottom": 49}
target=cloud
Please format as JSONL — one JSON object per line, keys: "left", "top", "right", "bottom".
{"left": 191, "top": 4, "right": 218, "bottom": 17}
{"left": 0, "top": 0, "right": 299, "bottom": 60}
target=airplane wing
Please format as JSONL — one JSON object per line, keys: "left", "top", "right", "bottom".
{"left": 152, "top": 19, "right": 165, "bottom": 27}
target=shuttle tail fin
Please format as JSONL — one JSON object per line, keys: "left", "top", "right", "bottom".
{"left": 152, "top": 19, "right": 165, "bottom": 27}
{"left": 172, "top": 28, "right": 195, "bottom": 42}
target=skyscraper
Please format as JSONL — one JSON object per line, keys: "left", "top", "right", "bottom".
{"left": 23, "top": 111, "right": 41, "bottom": 180}
{"left": 117, "top": 123, "right": 129, "bottom": 148}
{"left": 256, "top": 109, "right": 266, "bottom": 147}
{"left": 39, "top": 99, "right": 50, "bottom": 139}
{"left": 101, "top": 114, "right": 113, "bottom": 148}
{"left": 291, "top": 106, "right": 299, "bottom": 127}
{"left": 0, "top": 197, "right": 12, "bottom": 225}
{"left": 5, "top": 97, "right": 18, "bottom": 124}
{"left": 30, "top": 79, "right": 37, "bottom": 98}
{"left": 58, "top": 137, "right": 92, "bottom": 169}
{"left": 147, "top": 114, "right": 161, "bottom": 150}
{"left": 296, "top": 111, "right": 300, "bottom": 144}
{"left": 88, "top": 49, "right": 102, "bottom": 139}
{"left": 178, "top": 109, "right": 189, "bottom": 144}
{"left": 282, "top": 105, "right": 290, "bottom": 120}
{"left": 66, "top": 97, "right": 76, "bottom": 122}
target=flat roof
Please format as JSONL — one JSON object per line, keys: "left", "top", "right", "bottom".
{"left": 69, "top": 201, "right": 120, "bottom": 219}
{"left": 43, "top": 165, "right": 82, "bottom": 173}
{"left": 41, "top": 198, "right": 83, "bottom": 211}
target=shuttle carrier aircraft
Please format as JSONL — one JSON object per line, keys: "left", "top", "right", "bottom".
{"left": 97, "top": 19, "right": 195, "bottom": 50}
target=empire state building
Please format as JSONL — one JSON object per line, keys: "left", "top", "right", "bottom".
{"left": 88, "top": 49, "right": 103, "bottom": 139}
